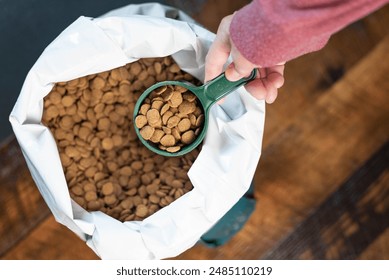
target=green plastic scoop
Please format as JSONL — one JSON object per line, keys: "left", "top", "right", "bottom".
{"left": 133, "top": 69, "right": 257, "bottom": 157}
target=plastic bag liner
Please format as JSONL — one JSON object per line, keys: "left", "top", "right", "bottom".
{"left": 9, "top": 3, "right": 265, "bottom": 260}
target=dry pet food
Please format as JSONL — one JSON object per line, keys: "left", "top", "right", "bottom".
{"left": 42, "top": 57, "right": 201, "bottom": 222}
{"left": 135, "top": 85, "right": 204, "bottom": 152}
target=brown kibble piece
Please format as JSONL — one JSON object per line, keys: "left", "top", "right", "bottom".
{"left": 92, "top": 76, "right": 106, "bottom": 89}
{"left": 189, "top": 114, "right": 196, "bottom": 126}
{"left": 71, "top": 186, "right": 84, "bottom": 196}
{"left": 87, "top": 200, "right": 101, "bottom": 211}
{"left": 65, "top": 146, "right": 79, "bottom": 158}
{"left": 45, "top": 105, "right": 59, "bottom": 119}
{"left": 140, "top": 126, "right": 155, "bottom": 140}
{"left": 167, "top": 116, "right": 180, "bottom": 129}
{"left": 169, "top": 64, "right": 180, "bottom": 73}
{"left": 139, "top": 103, "right": 151, "bottom": 115}
{"left": 102, "top": 138, "right": 114, "bottom": 150}
{"left": 73, "top": 196, "right": 86, "bottom": 207}
{"left": 84, "top": 191, "right": 97, "bottom": 202}
{"left": 169, "top": 91, "right": 183, "bottom": 108}
{"left": 177, "top": 118, "right": 191, "bottom": 132}
{"left": 135, "top": 115, "right": 147, "bottom": 129}
{"left": 98, "top": 117, "right": 111, "bottom": 131}
{"left": 196, "top": 114, "right": 205, "bottom": 127}
{"left": 161, "top": 88, "right": 173, "bottom": 101}
{"left": 131, "top": 161, "right": 143, "bottom": 170}
{"left": 104, "top": 194, "right": 117, "bottom": 205}
{"left": 112, "top": 134, "right": 123, "bottom": 146}
{"left": 171, "top": 128, "right": 181, "bottom": 141}
{"left": 80, "top": 158, "right": 94, "bottom": 169}
{"left": 84, "top": 183, "right": 96, "bottom": 192}
{"left": 183, "top": 92, "right": 197, "bottom": 102}
{"left": 151, "top": 100, "right": 164, "bottom": 111}
{"left": 102, "top": 91, "right": 115, "bottom": 104}
{"left": 128, "top": 176, "right": 141, "bottom": 189}
{"left": 154, "top": 62, "right": 162, "bottom": 74}
{"left": 146, "top": 109, "right": 161, "bottom": 125}
{"left": 150, "top": 129, "right": 164, "bottom": 143}
{"left": 130, "top": 62, "right": 142, "bottom": 75}
{"left": 181, "top": 130, "right": 196, "bottom": 144}
{"left": 78, "top": 126, "right": 91, "bottom": 140}
{"left": 160, "top": 104, "right": 170, "bottom": 115}
{"left": 166, "top": 146, "right": 181, "bottom": 153}
{"left": 49, "top": 91, "right": 62, "bottom": 105}
{"left": 120, "top": 199, "right": 134, "bottom": 210}
{"left": 60, "top": 115, "right": 74, "bottom": 129}
{"left": 162, "top": 111, "right": 173, "bottom": 125}
{"left": 119, "top": 166, "right": 133, "bottom": 176}
{"left": 162, "top": 126, "right": 171, "bottom": 135}
{"left": 178, "top": 100, "right": 196, "bottom": 114}
{"left": 143, "top": 162, "right": 154, "bottom": 173}
{"left": 153, "top": 85, "right": 167, "bottom": 96}
{"left": 193, "top": 106, "right": 202, "bottom": 117}
{"left": 85, "top": 167, "right": 97, "bottom": 178}
{"left": 102, "top": 182, "right": 114, "bottom": 196}
{"left": 175, "top": 85, "right": 188, "bottom": 93}
{"left": 160, "top": 134, "right": 176, "bottom": 147}
{"left": 135, "top": 204, "right": 148, "bottom": 218}
{"left": 171, "top": 180, "right": 183, "bottom": 188}
{"left": 149, "top": 195, "right": 160, "bottom": 204}
{"left": 62, "top": 96, "right": 75, "bottom": 107}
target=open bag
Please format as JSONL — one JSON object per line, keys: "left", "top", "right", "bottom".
{"left": 9, "top": 3, "right": 265, "bottom": 260}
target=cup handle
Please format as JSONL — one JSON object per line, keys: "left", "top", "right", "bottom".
{"left": 202, "top": 69, "right": 257, "bottom": 104}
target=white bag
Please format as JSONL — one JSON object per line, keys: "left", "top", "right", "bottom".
{"left": 9, "top": 3, "right": 265, "bottom": 260}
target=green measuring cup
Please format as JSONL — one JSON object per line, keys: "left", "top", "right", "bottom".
{"left": 133, "top": 69, "right": 257, "bottom": 157}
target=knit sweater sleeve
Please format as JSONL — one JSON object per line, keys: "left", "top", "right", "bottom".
{"left": 230, "top": 0, "right": 388, "bottom": 67}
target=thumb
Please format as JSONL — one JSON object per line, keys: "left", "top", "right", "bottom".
{"left": 204, "top": 15, "right": 233, "bottom": 82}
{"left": 225, "top": 42, "right": 256, "bottom": 81}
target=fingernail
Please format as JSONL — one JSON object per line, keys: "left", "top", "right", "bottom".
{"left": 267, "top": 92, "right": 277, "bottom": 104}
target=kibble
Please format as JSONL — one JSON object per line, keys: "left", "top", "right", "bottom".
{"left": 135, "top": 84, "right": 204, "bottom": 152}
{"left": 42, "top": 57, "right": 200, "bottom": 222}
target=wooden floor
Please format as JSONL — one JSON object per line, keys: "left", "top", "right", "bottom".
{"left": 1, "top": 1, "right": 388, "bottom": 260}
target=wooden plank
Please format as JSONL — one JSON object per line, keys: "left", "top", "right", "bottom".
{"left": 263, "top": 144, "right": 389, "bottom": 259}
{"left": 191, "top": 0, "right": 251, "bottom": 33}
{"left": 1, "top": 216, "right": 98, "bottom": 260}
{"left": 166, "top": 0, "right": 251, "bottom": 33}
{"left": 357, "top": 229, "right": 389, "bottom": 260}
{"left": 0, "top": 137, "right": 51, "bottom": 256}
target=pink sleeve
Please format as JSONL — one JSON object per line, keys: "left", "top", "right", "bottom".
{"left": 230, "top": 0, "right": 388, "bottom": 67}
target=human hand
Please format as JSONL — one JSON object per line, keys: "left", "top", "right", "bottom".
{"left": 205, "top": 14, "right": 285, "bottom": 104}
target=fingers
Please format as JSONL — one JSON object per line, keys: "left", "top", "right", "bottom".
{"left": 266, "top": 64, "right": 285, "bottom": 88}
{"left": 244, "top": 79, "right": 268, "bottom": 100}
{"left": 245, "top": 64, "right": 285, "bottom": 104}
{"left": 266, "top": 71, "right": 285, "bottom": 89}
{"left": 204, "top": 16, "right": 233, "bottom": 82}
{"left": 225, "top": 42, "right": 256, "bottom": 81}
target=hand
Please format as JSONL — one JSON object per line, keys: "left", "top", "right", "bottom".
{"left": 205, "top": 14, "right": 285, "bottom": 104}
